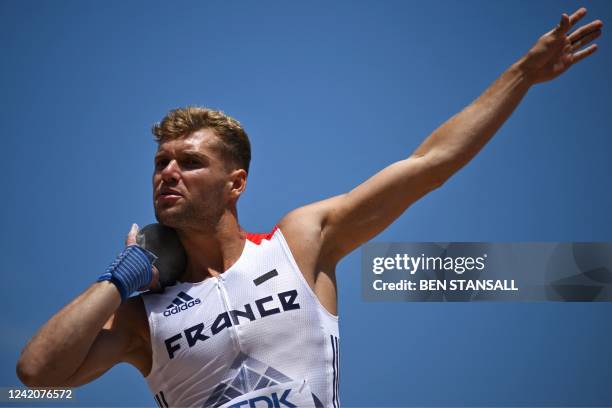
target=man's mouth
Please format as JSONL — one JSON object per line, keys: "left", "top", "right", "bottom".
{"left": 158, "top": 189, "right": 183, "bottom": 202}
{"left": 159, "top": 188, "right": 183, "bottom": 197}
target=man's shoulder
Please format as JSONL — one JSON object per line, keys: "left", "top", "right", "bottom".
{"left": 277, "top": 194, "right": 347, "bottom": 267}
{"left": 278, "top": 194, "right": 346, "bottom": 234}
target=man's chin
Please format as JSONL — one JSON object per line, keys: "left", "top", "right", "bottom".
{"left": 154, "top": 208, "right": 186, "bottom": 229}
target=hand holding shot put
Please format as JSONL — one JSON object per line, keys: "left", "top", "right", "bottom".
{"left": 16, "top": 7, "right": 603, "bottom": 407}
{"left": 15, "top": 224, "right": 160, "bottom": 387}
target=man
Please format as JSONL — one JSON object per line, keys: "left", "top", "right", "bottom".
{"left": 17, "top": 8, "right": 603, "bottom": 408}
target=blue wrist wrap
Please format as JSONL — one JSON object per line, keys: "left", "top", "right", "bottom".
{"left": 97, "top": 245, "right": 156, "bottom": 302}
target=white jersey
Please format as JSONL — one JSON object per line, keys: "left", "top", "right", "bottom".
{"left": 141, "top": 227, "right": 340, "bottom": 408}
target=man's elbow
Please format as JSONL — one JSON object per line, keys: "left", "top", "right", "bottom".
{"left": 429, "top": 176, "right": 447, "bottom": 192}
{"left": 16, "top": 355, "right": 66, "bottom": 388}
{"left": 16, "top": 357, "right": 43, "bottom": 387}
{"left": 413, "top": 150, "right": 462, "bottom": 191}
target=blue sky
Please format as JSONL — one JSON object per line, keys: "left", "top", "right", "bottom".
{"left": 2, "top": 0, "right": 611, "bottom": 406}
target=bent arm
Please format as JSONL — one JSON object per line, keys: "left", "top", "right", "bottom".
{"left": 16, "top": 282, "right": 127, "bottom": 387}
{"left": 17, "top": 225, "right": 159, "bottom": 386}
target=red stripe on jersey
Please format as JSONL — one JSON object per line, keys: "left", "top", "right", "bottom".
{"left": 246, "top": 226, "right": 278, "bottom": 245}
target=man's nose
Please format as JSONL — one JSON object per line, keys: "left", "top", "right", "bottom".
{"left": 161, "top": 160, "right": 181, "bottom": 183}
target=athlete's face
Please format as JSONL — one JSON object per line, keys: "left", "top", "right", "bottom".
{"left": 153, "top": 129, "right": 244, "bottom": 230}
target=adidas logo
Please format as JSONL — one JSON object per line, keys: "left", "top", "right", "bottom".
{"left": 163, "top": 291, "right": 201, "bottom": 317}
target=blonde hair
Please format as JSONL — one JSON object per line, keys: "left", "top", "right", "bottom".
{"left": 152, "top": 106, "right": 251, "bottom": 173}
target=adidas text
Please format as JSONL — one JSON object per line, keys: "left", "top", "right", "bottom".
{"left": 163, "top": 298, "right": 201, "bottom": 317}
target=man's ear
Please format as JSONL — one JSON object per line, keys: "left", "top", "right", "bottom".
{"left": 228, "top": 168, "right": 247, "bottom": 200}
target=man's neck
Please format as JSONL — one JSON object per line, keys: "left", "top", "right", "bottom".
{"left": 175, "top": 212, "right": 246, "bottom": 283}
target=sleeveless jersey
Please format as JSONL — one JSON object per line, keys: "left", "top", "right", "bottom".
{"left": 141, "top": 227, "right": 340, "bottom": 408}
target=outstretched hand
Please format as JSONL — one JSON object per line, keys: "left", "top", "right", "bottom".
{"left": 520, "top": 7, "right": 603, "bottom": 84}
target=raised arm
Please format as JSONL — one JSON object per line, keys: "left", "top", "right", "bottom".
{"left": 281, "top": 8, "right": 602, "bottom": 267}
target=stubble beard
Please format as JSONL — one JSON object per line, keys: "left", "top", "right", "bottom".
{"left": 155, "top": 198, "right": 225, "bottom": 234}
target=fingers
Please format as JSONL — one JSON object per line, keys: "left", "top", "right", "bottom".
{"left": 572, "top": 44, "right": 598, "bottom": 64}
{"left": 568, "top": 7, "right": 588, "bottom": 27}
{"left": 554, "top": 7, "right": 603, "bottom": 66}
{"left": 568, "top": 19, "right": 604, "bottom": 44}
{"left": 150, "top": 266, "right": 161, "bottom": 291}
{"left": 571, "top": 29, "right": 602, "bottom": 52}
{"left": 138, "top": 265, "right": 160, "bottom": 292}
{"left": 556, "top": 8, "right": 589, "bottom": 35}
{"left": 125, "top": 223, "right": 139, "bottom": 246}
{"left": 556, "top": 13, "right": 571, "bottom": 34}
